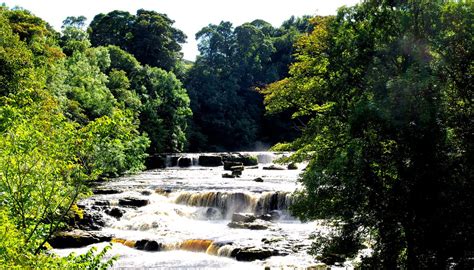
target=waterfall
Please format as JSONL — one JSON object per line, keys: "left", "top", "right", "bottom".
{"left": 175, "top": 191, "right": 292, "bottom": 217}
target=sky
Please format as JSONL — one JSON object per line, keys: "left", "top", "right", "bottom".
{"left": 2, "top": 0, "right": 360, "bottom": 60}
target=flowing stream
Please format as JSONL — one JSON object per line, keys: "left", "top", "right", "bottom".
{"left": 54, "top": 152, "right": 350, "bottom": 269}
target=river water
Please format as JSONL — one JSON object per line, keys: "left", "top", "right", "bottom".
{"left": 55, "top": 152, "right": 353, "bottom": 269}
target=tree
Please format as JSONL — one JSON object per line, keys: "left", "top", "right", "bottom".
{"left": 88, "top": 9, "right": 186, "bottom": 72}
{"left": 186, "top": 17, "right": 312, "bottom": 151}
{"left": 262, "top": 1, "right": 473, "bottom": 268}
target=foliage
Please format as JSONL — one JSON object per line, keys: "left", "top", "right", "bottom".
{"left": 89, "top": 9, "right": 186, "bottom": 72}
{"left": 185, "top": 17, "right": 312, "bottom": 151}
{"left": 262, "top": 1, "right": 473, "bottom": 268}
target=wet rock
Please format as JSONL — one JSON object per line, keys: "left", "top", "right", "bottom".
{"left": 307, "top": 263, "right": 330, "bottom": 270}
{"left": 198, "top": 155, "right": 223, "bottom": 167}
{"left": 93, "top": 200, "right": 110, "bottom": 206}
{"left": 119, "top": 197, "right": 150, "bottom": 208}
{"left": 135, "top": 239, "right": 163, "bottom": 251}
{"left": 49, "top": 230, "right": 111, "bottom": 249}
{"left": 253, "top": 177, "right": 264, "bottom": 182}
{"left": 263, "top": 165, "right": 286, "bottom": 170}
{"left": 231, "top": 170, "right": 242, "bottom": 177}
{"left": 205, "top": 207, "right": 221, "bottom": 219}
{"left": 232, "top": 213, "right": 256, "bottom": 223}
{"left": 93, "top": 188, "right": 122, "bottom": 195}
{"left": 155, "top": 188, "right": 172, "bottom": 196}
{"left": 234, "top": 247, "right": 273, "bottom": 261}
{"left": 141, "top": 190, "right": 152, "bottom": 196}
{"left": 178, "top": 157, "right": 192, "bottom": 167}
{"left": 228, "top": 221, "right": 268, "bottom": 230}
{"left": 224, "top": 161, "right": 243, "bottom": 171}
{"left": 287, "top": 162, "right": 298, "bottom": 170}
{"left": 222, "top": 173, "right": 236, "bottom": 178}
{"left": 75, "top": 211, "right": 106, "bottom": 230}
{"left": 145, "top": 154, "right": 166, "bottom": 169}
{"left": 106, "top": 207, "right": 124, "bottom": 219}
{"left": 169, "top": 156, "right": 180, "bottom": 167}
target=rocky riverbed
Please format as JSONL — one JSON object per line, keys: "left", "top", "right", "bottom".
{"left": 52, "top": 152, "right": 357, "bottom": 269}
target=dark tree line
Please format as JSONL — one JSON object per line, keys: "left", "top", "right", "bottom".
{"left": 185, "top": 17, "right": 313, "bottom": 151}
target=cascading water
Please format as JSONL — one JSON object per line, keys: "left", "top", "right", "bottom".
{"left": 53, "top": 152, "right": 350, "bottom": 269}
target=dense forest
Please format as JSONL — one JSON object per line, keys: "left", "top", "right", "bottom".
{"left": 0, "top": 0, "right": 473, "bottom": 269}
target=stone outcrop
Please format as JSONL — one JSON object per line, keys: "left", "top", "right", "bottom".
{"left": 49, "top": 230, "right": 112, "bottom": 249}
{"left": 119, "top": 197, "right": 150, "bottom": 208}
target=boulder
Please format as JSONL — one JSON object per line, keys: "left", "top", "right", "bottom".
{"left": 222, "top": 173, "right": 236, "bottom": 179}
{"left": 169, "top": 156, "right": 180, "bottom": 167}
{"left": 178, "top": 157, "right": 192, "bottom": 167}
{"left": 155, "top": 188, "right": 172, "bottom": 196}
{"left": 49, "top": 230, "right": 111, "bottom": 249}
{"left": 106, "top": 207, "right": 124, "bottom": 219}
{"left": 119, "top": 197, "right": 150, "bottom": 208}
{"left": 222, "top": 154, "right": 258, "bottom": 166}
{"left": 228, "top": 221, "right": 268, "bottom": 230}
{"left": 233, "top": 247, "right": 273, "bottom": 261}
{"left": 263, "top": 165, "right": 286, "bottom": 170}
{"left": 141, "top": 190, "right": 152, "bottom": 196}
{"left": 135, "top": 239, "right": 163, "bottom": 251}
{"left": 198, "top": 155, "right": 223, "bottom": 167}
{"left": 74, "top": 211, "right": 105, "bottom": 230}
{"left": 93, "top": 188, "right": 122, "bottom": 195}
{"left": 145, "top": 154, "right": 167, "bottom": 169}
{"left": 253, "top": 177, "right": 264, "bottom": 183}
{"left": 287, "top": 162, "right": 298, "bottom": 170}
{"left": 307, "top": 263, "right": 330, "bottom": 270}
{"left": 231, "top": 213, "right": 257, "bottom": 223}
{"left": 231, "top": 170, "right": 242, "bottom": 177}
{"left": 224, "top": 161, "right": 243, "bottom": 171}
{"left": 93, "top": 200, "right": 110, "bottom": 206}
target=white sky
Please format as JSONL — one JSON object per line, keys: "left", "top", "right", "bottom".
{"left": 2, "top": 0, "right": 360, "bottom": 60}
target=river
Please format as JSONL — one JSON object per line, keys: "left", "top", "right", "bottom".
{"left": 54, "top": 152, "right": 354, "bottom": 269}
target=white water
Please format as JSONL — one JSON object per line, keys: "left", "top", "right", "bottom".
{"left": 54, "top": 152, "right": 352, "bottom": 269}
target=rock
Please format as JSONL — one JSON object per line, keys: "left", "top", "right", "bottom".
{"left": 145, "top": 154, "right": 166, "bottom": 169}
{"left": 119, "top": 197, "right": 150, "bottom": 208}
{"left": 141, "top": 190, "right": 152, "bottom": 196}
{"left": 224, "top": 161, "right": 243, "bottom": 171}
{"left": 106, "top": 207, "right": 124, "bottom": 219}
{"left": 222, "top": 154, "right": 259, "bottom": 166}
{"left": 74, "top": 211, "right": 105, "bottom": 230}
{"left": 232, "top": 213, "right": 257, "bottom": 223}
{"left": 93, "top": 188, "right": 122, "bottom": 195}
{"left": 263, "top": 165, "right": 286, "bottom": 170}
{"left": 228, "top": 221, "right": 268, "bottom": 230}
{"left": 198, "top": 155, "right": 223, "bottom": 167}
{"left": 49, "top": 230, "right": 111, "bottom": 249}
{"left": 307, "top": 263, "right": 330, "bottom": 270}
{"left": 93, "top": 200, "right": 110, "bottom": 206}
{"left": 169, "top": 156, "right": 180, "bottom": 167}
{"left": 222, "top": 173, "right": 236, "bottom": 178}
{"left": 178, "top": 157, "right": 192, "bottom": 167}
{"left": 287, "top": 162, "right": 298, "bottom": 170}
{"left": 135, "top": 239, "right": 163, "bottom": 251}
{"left": 230, "top": 165, "right": 244, "bottom": 172}
{"left": 234, "top": 247, "right": 273, "bottom": 261}
{"left": 253, "top": 177, "right": 264, "bottom": 182}
{"left": 231, "top": 170, "right": 242, "bottom": 177}
{"left": 155, "top": 188, "right": 172, "bottom": 195}
{"left": 247, "top": 166, "right": 259, "bottom": 169}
